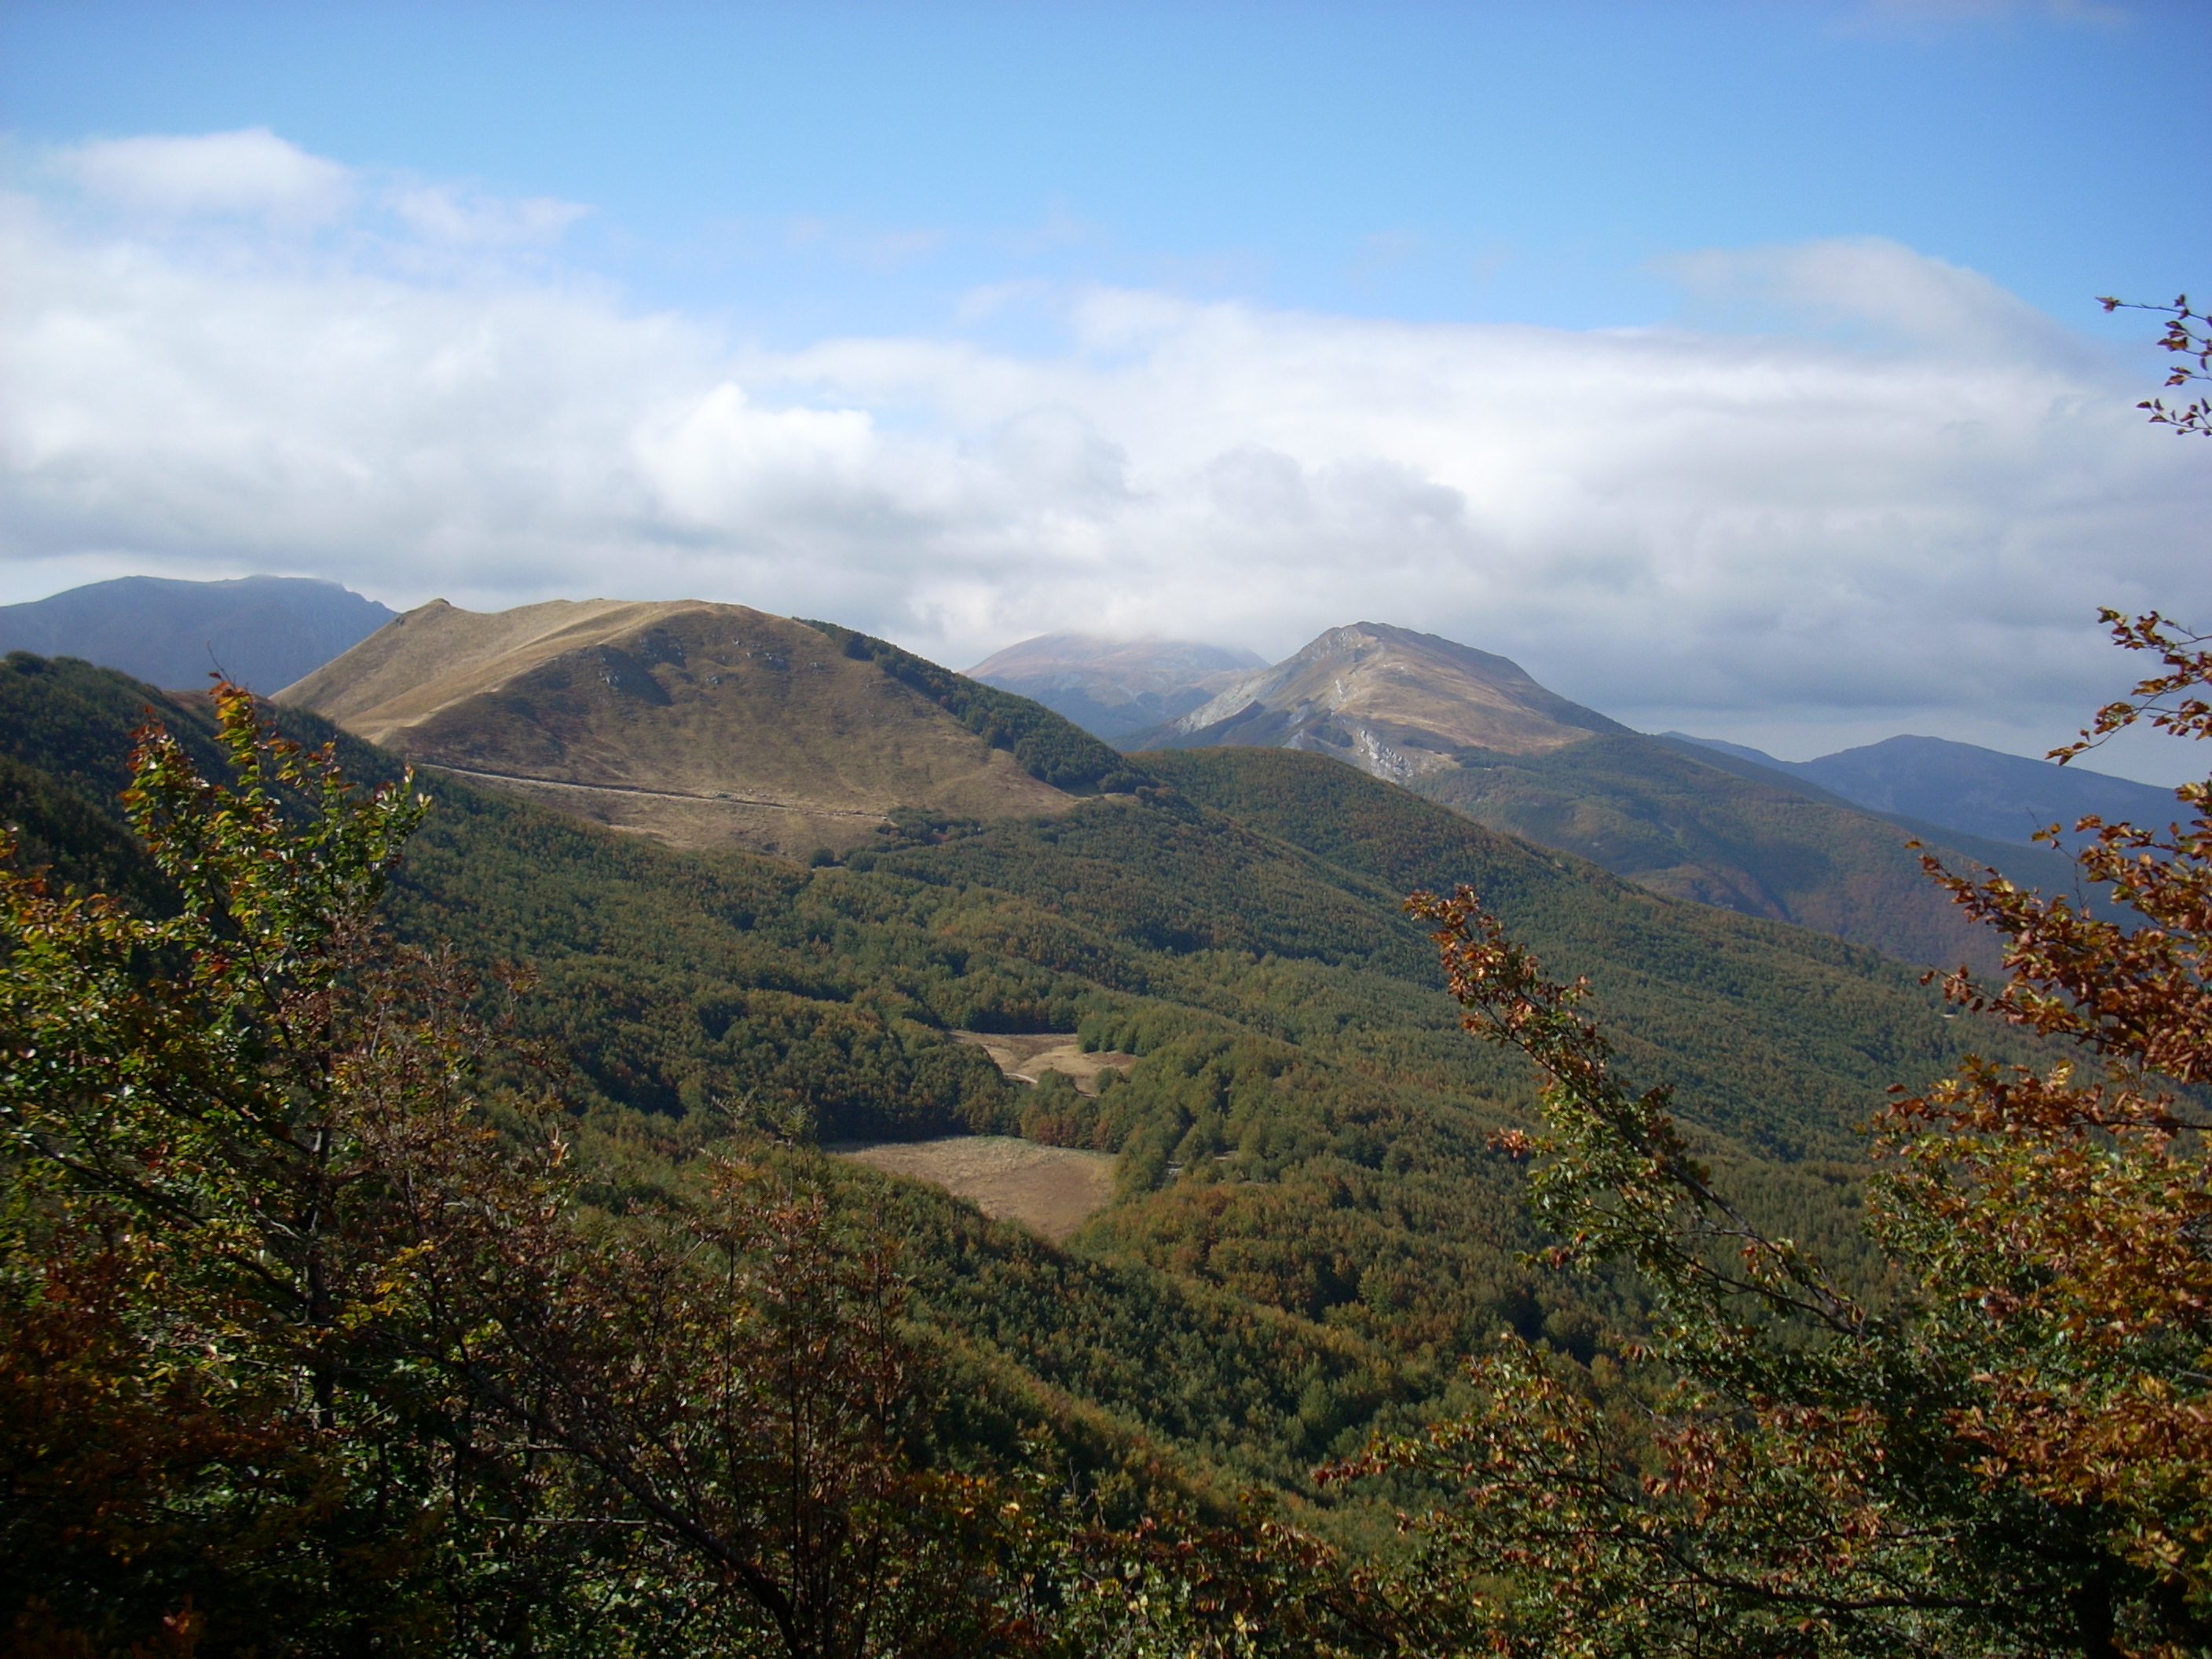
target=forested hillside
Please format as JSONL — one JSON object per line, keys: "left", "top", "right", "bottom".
{"left": 0, "top": 650, "right": 2049, "bottom": 1433}
{"left": 2, "top": 644, "right": 2121, "bottom": 1651}
{"left": 1672, "top": 730, "right": 2180, "bottom": 847}
{"left": 1401, "top": 731, "right": 2078, "bottom": 971}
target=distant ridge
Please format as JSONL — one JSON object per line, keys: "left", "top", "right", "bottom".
{"left": 1667, "top": 731, "right": 2181, "bottom": 847}
{"left": 966, "top": 633, "right": 1266, "bottom": 739}
{"left": 0, "top": 575, "right": 395, "bottom": 694}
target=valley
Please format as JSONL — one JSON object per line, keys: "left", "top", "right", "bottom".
{"left": 0, "top": 639, "right": 2065, "bottom": 1507}
{"left": 4, "top": 591, "right": 2185, "bottom": 1652}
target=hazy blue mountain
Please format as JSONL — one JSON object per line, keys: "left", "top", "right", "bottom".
{"left": 966, "top": 632, "right": 1267, "bottom": 739}
{"left": 1669, "top": 732, "right": 2182, "bottom": 846}
{"left": 0, "top": 575, "right": 395, "bottom": 694}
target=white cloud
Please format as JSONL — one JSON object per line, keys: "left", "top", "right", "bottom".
{"left": 389, "top": 185, "right": 590, "bottom": 247}
{"left": 4, "top": 134, "right": 2207, "bottom": 775}
{"left": 64, "top": 128, "right": 353, "bottom": 222}
{"left": 1663, "top": 236, "right": 2083, "bottom": 359}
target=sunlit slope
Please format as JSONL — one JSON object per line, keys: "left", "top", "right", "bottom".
{"left": 276, "top": 599, "right": 1079, "bottom": 853}
{"left": 1137, "top": 621, "right": 1626, "bottom": 771}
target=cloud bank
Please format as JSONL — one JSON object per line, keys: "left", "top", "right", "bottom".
{"left": 4, "top": 130, "right": 2206, "bottom": 767}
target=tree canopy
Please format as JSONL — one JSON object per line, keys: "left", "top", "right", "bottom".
{"left": 1335, "top": 611, "right": 2212, "bottom": 1657}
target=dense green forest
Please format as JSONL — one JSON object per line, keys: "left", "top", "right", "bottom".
{"left": 0, "top": 652, "right": 2045, "bottom": 1459}
{"left": 5, "top": 644, "right": 2162, "bottom": 1654}
{"left": 1237, "top": 725, "right": 2077, "bottom": 972}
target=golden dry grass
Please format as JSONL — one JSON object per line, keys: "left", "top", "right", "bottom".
{"left": 832, "top": 1135, "right": 1116, "bottom": 1243}
{"left": 949, "top": 1032, "right": 1135, "bottom": 1096}
{"left": 280, "top": 599, "right": 1074, "bottom": 854}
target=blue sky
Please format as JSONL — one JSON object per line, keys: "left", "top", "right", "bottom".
{"left": 6, "top": 1, "right": 2201, "bottom": 336}
{"left": 2, "top": 0, "right": 2208, "bottom": 775}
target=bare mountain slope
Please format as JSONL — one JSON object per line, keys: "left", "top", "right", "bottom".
{"left": 277, "top": 599, "right": 1080, "bottom": 854}
{"left": 1135, "top": 622, "right": 1629, "bottom": 778}
{"left": 966, "top": 632, "right": 1265, "bottom": 739}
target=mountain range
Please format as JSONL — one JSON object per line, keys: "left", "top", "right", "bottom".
{"left": 1049, "top": 620, "right": 2083, "bottom": 969}
{"left": 998, "top": 624, "right": 2170, "bottom": 855}
{"left": 0, "top": 576, "right": 2182, "bottom": 1618}
{"left": 14, "top": 577, "right": 2177, "bottom": 973}
{"left": 0, "top": 574, "right": 394, "bottom": 693}
{"left": 279, "top": 599, "right": 2067, "bottom": 969}
{"left": 0, "top": 643, "right": 2065, "bottom": 1525}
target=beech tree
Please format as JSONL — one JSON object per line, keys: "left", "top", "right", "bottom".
{"left": 2100, "top": 295, "right": 2212, "bottom": 436}
{"left": 0, "top": 685, "right": 489, "bottom": 1649}
{"left": 1888, "top": 611, "right": 2212, "bottom": 1608}
{"left": 1339, "top": 611, "right": 2212, "bottom": 1657}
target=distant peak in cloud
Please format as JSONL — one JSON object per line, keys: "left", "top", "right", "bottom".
{"left": 64, "top": 128, "right": 353, "bottom": 221}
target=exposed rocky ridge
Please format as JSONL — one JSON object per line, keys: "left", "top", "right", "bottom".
{"left": 0, "top": 574, "right": 394, "bottom": 694}
{"left": 1135, "top": 622, "right": 1628, "bottom": 778}
{"left": 277, "top": 599, "right": 1082, "bottom": 855}
{"left": 966, "top": 633, "right": 1265, "bottom": 739}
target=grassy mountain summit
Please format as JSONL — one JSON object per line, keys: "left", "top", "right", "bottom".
{"left": 1134, "top": 621, "right": 1628, "bottom": 774}
{"left": 278, "top": 599, "right": 1123, "bottom": 855}
{"left": 966, "top": 632, "right": 1267, "bottom": 739}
